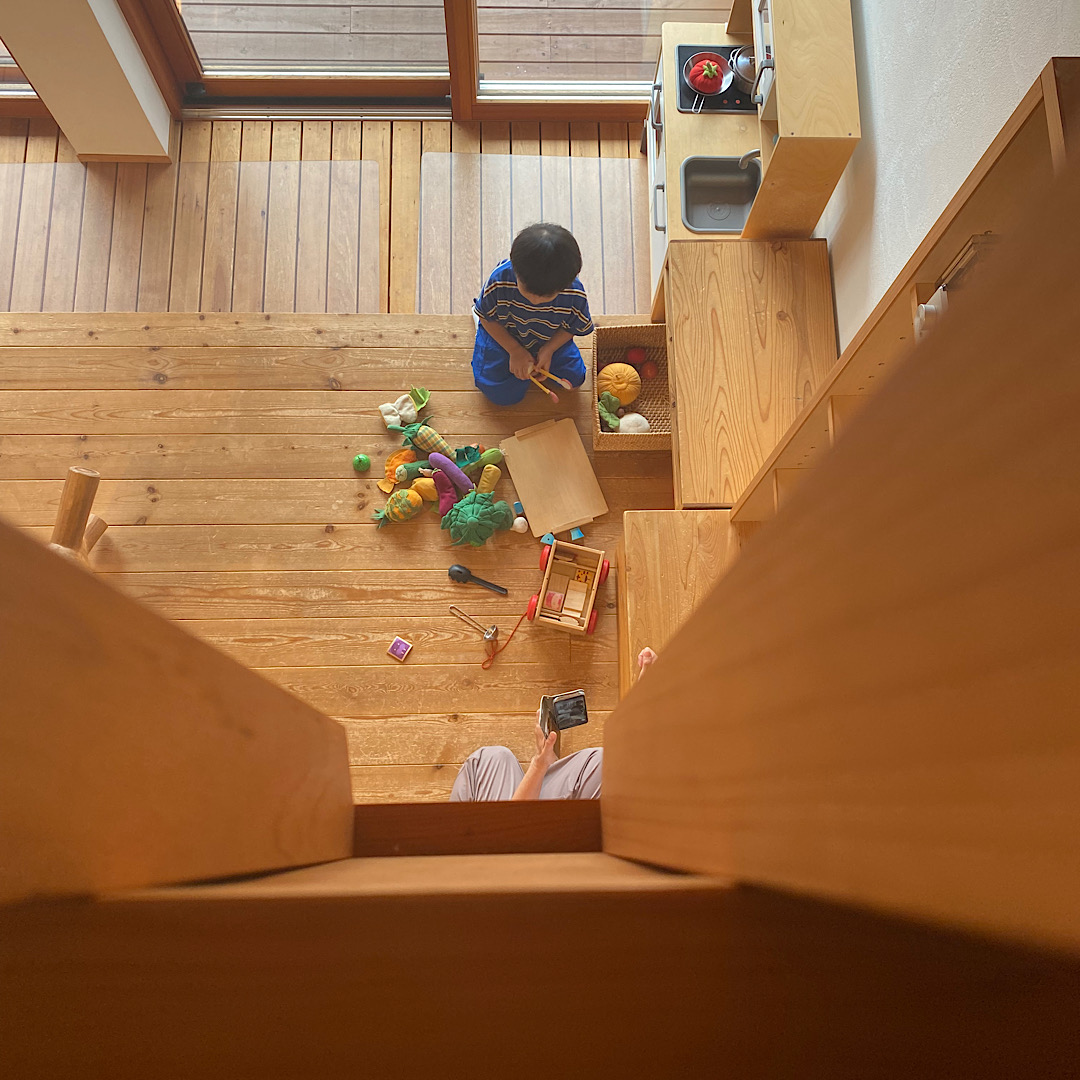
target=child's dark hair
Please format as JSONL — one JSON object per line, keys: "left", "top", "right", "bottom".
{"left": 510, "top": 223, "right": 582, "bottom": 298}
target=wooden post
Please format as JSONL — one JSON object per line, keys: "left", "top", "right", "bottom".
{"left": 48, "top": 466, "right": 105, "bottom": 562}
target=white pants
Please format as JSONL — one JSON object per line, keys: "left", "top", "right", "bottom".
{"left": 449, "top": 745, "right": 603, "bottom": 801}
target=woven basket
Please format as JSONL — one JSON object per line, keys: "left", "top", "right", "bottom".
{"left": 591, "top": 322, "right": 671, "bottom": 451}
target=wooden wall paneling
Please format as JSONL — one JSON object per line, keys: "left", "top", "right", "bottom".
{"left": 539, "top": 152, "right": 572, "bottom": 240}
{"left": 232, "top": 120, "right": 271, "bottom": 312}
{"left": 628, "top": 146, "right": 652, "bottom": 313}
{"left": 105, "top": 163, "right": 149, "bottom": 311}
{"left": 479, "top": 151, "right": 510, "bottom": 301}
{"left": 480, "top": 121, "right": 510, "bottom": 155}
{"left": 599, "top": 157, "right": 635, "bottom": 313}
{"left": 0, "top": 515, "right": 353, "bottom": 902}
{"left": 264, "top": 121, "right": 302, "bottom": 312}
{"left": 137, "top": 120, "right": 180, "bottom": 310}
{"left": 540, "top": 121, "right": 570, "bottom": 157}
{"left": 168, "top": 119, "right": 211, "bottom": 312}
{"left": 450, "top": 150, "right": 482, "bottom": 314}
{"left": 510, "top": 151, "right": 541, "bottom": 238}
{"left": 357, "top": 159, "right": 381, "bottom": 314}
{"left": 327, "top": 121, "right": 361, "bottom": 314}
{"left": 602, "top": 162, "right": 1080, "bottom": 954}
{"left": 419, "top": 150, "right": 451, "bottom": 314}
{"left": 0, "top": 119, "right": 28, "bottom": 311}
{"left": 422, "top": 121, "right": 451, "bottom": 156}
{"left": 361, "top": 119, "right": 391, "bottom": 312}
{"left": 294, "top": 121, "right": 332, "bottom": 313}
{"left": 599, "top": 121, "right": 629, "bottom": 159}
{"left": 389, "top": 120, "right": 422, "bottom": 313}
{"left": 511, "top": 121, "right": 540, "bottom": 156}
{"left": 73, "top": 163, "right": 118, "bottom": 313}
{"left": 570, "top": 121, "right": 600, "bottom": 158}
{"left": 41, "top": 135, "right": 86, "bottom": 312}
{"left": 570, "top": 153, "right": 604, "bottom": 311}
{"left": 450, "top": 121, "right": 481, "bottom": 153}
{"left": 200, "top": 121, "right": 241, "bottom": 312}
{"left": 9, "top": 118, "right": 58, "bottom": 311}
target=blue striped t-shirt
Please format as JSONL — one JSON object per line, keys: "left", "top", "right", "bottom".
{"left": 474, "top": 259, "right": 594, "bottom": 352}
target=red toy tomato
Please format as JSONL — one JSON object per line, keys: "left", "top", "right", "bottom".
{"left": 689, "top": 59, "right": 723, "bottom": 95}
{"left": 625, "top": 346, "right": 647, "bottom": 368}
{"left": 640, "top": 360, "right": 659, "bottom": 380}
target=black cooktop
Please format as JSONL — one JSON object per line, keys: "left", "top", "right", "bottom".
{"left": 676, "top": 44, "right": 757, "bottom": 114}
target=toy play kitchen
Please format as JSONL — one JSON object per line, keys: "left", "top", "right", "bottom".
{"left": 646, "top": 12, "right": 860, "bottom": 303}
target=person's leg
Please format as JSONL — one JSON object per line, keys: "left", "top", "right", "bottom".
{"left": 539, "top": 748, "right": 603, "bottom": 800}
{"left": 472, "top": 323, "right": 530, "bottom": 406}
{"left": 449, "top": 746, "right": 524, "bottom": 801}
{"left": 546, "top": 339, "right": 587, "bottom": 389}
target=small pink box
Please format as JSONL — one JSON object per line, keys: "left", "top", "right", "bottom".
{"left": 544, "top": 590, "right": 565, "bottom": 612}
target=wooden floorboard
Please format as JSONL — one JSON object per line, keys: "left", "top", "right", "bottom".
{"left": 0, "top": 119, "right": 647, "bottom": 316}
{"left": 0, "top": 313, "right": 673, "bottom": 801}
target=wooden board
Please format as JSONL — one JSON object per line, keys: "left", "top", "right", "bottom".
{"left": 603, "top": 160, "right": 1080, "bottom": 954}
{"left": 3, "top": 876, "right": 1077, "bottom": 1079}
{"left": 618, "top": 510, "right": 741, "bottom": 697}
{"left": 665, "top": 239, "right": 837, "bottom": 508}
{"left": 0, "top": 515, "right": 353, "bottom": 903}
{"left": 499, "top": 418, "right": 609, "bottom": 537}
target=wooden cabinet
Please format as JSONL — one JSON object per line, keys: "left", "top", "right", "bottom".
{"left": 742, "top": 0, "right": 861, "bottom": 238}
{"left": 663, "top": 239, "right": 837, "bottom": 507}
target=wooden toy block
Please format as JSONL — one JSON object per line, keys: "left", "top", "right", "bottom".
{"left": 387, "top": 636, "right": 413, "bottom": 662}
{"left": 570, "top": 527, "right": 585, "bottom": 541}
{"left": 544, "top": 589, "right": 566, "bottom": 612}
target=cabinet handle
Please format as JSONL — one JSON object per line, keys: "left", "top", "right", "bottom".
{"left": 652, "top": 183, "right": 666, "bottom": 233}
{"left": 751, "top": 58, "right": 774, "bottom": 106}
{"left": 649, "top": 82, "right": 663, "bottom": 132}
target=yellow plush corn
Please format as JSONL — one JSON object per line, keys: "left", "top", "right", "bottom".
{"left": 410, "top": 477, "right": 438, "bottom": 502}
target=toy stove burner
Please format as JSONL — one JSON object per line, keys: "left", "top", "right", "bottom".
{"left": 676, "top": 45, "right": 758, "bottom": 114}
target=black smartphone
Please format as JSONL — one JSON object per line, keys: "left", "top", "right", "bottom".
{"left": 539, "top": 689, "right": 589, "bottom": 734}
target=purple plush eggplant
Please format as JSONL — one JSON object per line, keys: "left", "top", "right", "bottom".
{"left": 428, "top": 452, "right": 475, "bottom": 495}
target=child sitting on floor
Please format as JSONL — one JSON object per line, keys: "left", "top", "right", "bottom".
{"left": 472, "top": 223, "right": 594, "bottom": 406}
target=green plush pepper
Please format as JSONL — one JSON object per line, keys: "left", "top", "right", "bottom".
{"left": 394, "top": 458, "right": 431, "bottom": 484}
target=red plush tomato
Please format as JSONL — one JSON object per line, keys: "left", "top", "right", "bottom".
{"left": 689, "top": 59, "right": 723, "bottom": 95}
{"left": 625, "top": 346, "right": 647, "bottom": 367}
{"left": 640, "top": 360, "right": 659, "bottom": 380}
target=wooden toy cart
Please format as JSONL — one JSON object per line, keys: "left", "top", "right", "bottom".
{"left": 526, "top": 539, "right": 610, "bottom": 635}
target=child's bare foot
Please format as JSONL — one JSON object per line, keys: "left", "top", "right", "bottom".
{"left": 637, "top": 647, "right": 658, "bottom": 677}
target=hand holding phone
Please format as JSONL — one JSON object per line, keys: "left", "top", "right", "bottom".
{"left": 539, "top": 689, "right": 589, "bottom": 735}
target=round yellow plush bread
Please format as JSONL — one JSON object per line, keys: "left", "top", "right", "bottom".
{"left": 597, "top": 362, "right": 641, "bottom": 406}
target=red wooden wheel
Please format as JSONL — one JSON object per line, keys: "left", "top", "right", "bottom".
{"left": 527, "top": 595, "right": 539, "bottom": 621}
{"left": 539, "top": 544, "right": 552, "bottom": 571}
{"left": 598, "top": 559, "right": 610, "bottom": 585}
{"left": 587, "top": 609, "right": 598, "bottom": 635}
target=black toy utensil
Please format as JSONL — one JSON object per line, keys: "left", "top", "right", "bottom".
{"left": 448, "top": 564, "right": 508, "bottom": 595}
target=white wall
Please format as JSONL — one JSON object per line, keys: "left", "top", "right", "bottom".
{"left": 817, "top": 0, "right": 1080, "bottom": 350}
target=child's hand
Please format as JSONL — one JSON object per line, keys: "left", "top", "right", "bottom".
{"left": 508, "top": 345, "right": 536, "bottom": 381}
{"left": 535, "top": 343, "right": 556, "bottom": 374}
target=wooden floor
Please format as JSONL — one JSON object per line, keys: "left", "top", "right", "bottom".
{"left": 0, "top": 312, "right": 674, "bottom": 802}
{"left": 0, "top": 117, "right": 648, "bottom": 316}
{"left": 181, "top": 1, "right": 726, "bottom": 82}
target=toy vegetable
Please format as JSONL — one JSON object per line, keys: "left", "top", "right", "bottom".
{"left": 640, "top": 360, "right": 659, "bottom": 380}
{"left": 388, "top": 421, "right": 454, "bottom": 460}
{"left": 619, "top": 413, "right": 651, "bottom": 433}
{"left": 455, "top": 445, "right": 483, "bottom": 469}
{"left": 373, "top": 487, "right": 424, "bottom": 527}
{"left": 352, "top": 453, "right": 371, "bottom": 472}
{"left": 408, "top": 386, "right": 430, "bottom": 410}
{"left": 377, "top": 448, "right": 417, "bottom": 493}
{"left": 428, "top": 452, "right": 475, "bottom": 494}
{"left": 596, "top": 362, "right": 641, "bottom": 406}
{"left": 462, "top": 446, "right": 503, "bottom": 481}
{"left": 410, "top": 477, "right": 438, "bottom": 502}
{"left": 625, "top": 346, "right": 647, "bottom": 367}
{"left": 441, "top": 491, "right": 515, "bottom": 547}
{"left": 597, "top": 391, "right": 622, "bottom": 432}
{"left": 433, "top": 470, "right": 460, "bottom": 516}
{"left": 378, "top": 393, "right": 418, "bottom": 429}
{"left": 476, "top": 464, "right": 501, "bottom": 494}
{"left": 688, "top": 58, "right": 723, "bottom": 94}
{"left": 394, "top": 458, "right": 432, "bottom": 484}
